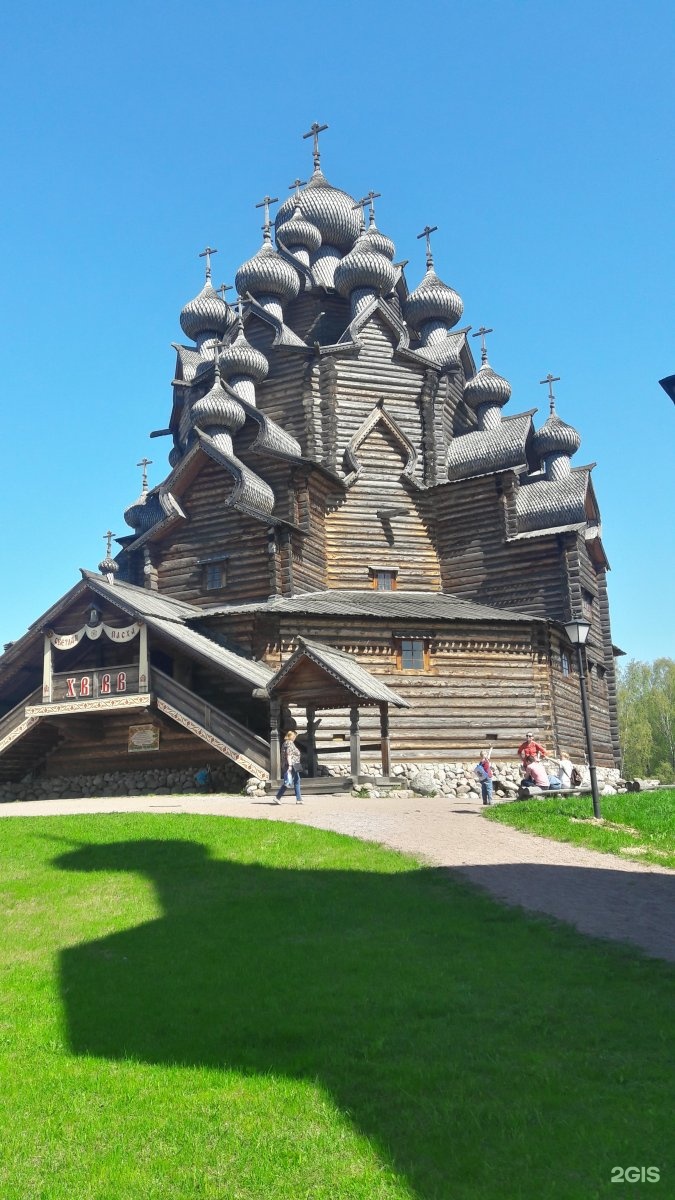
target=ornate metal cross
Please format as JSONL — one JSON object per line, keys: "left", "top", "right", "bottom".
{"left": 198, "top": 246, "right": 218, "bottom": 280}
{"left": 302, "top": 121, "right": 329, "bottom": 168}
{"left": 540, "top": 373, "right": 561, "bottom": 413}
{"left": 472, "top": 325, "right": 494, "bottom": 364}
{"left": 417, "top": 224, "right": 438, "bottom": 268}
{"left": 256, "top": 195, "right": 279, "bottom": 241}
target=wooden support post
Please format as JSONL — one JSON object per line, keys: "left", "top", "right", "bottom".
{"left": 306, "top": 704, "right": 318, "bottom": 777}
{"left": 42, "top": 634, "right": 52, "bottom": 703}
{"left": 350, "top": 705, "right": 361, "bottom": 779}
{"left": 138, "top": 622, "right": 149, "bottom": 693}
{"left": 379, "top": 702, "right": 390, "bottom": 778}
{"left": 270, "top": 700, "right": 281, "bottom": 780}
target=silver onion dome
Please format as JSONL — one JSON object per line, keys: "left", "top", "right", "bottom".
{"left": 235, "top": 241, "right": 300, "bottom": 303}
{"left": 275, "top": 169, "right": 362, "bottom": 251}
{"left": 532, "top": 411, "right": 581, "bottom": 460}
{"left": 463, "top": 362, "right": 512, "bottom": 408}
{"left": 180, "top": 282, "right": 233, "bottom": 341}
{"left": 219, "top": 326, "right": 269, "bottom": 383}
{"left": 190, "top": 374, "right": 246, "bottom": 434}
{"left": 275, "top": 204, "right": 322, "bottom": 252}
{"left": 403, "top": 267, "right": 463, "bottom": 330}
{"left": 366, "top": 214, "right": 395, "bottom": 261}
{"left": 334, "top": 233, "right": 397, "bottom": 298}
{"left": 98, "top": 552, "right": 119, "bottom": 576}
{"left": 123, "top": 489, "right": 163, "bottom": 533}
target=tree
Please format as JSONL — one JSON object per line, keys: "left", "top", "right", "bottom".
{"left": 617, "top": 658, "right": 675, "bottom": 781}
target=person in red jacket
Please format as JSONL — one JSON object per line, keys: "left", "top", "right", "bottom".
{"left": 517, "top": 732, "right": 547, "bottom": 764}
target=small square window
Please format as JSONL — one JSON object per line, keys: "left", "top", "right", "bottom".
{"left": 369, "top": 566, "right": 398, "bottom": 590}
{"left": 400, "top": 638, "right": 426, "bottom": 670}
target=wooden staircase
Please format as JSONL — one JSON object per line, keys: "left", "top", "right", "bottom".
{"left": 0, "top": 688, "right": 61, "bottom": 782}
{"left": 152, "top": 670, "right": 271, "bottom": 781}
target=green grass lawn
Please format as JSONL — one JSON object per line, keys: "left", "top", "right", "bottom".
{"left": 0, "top": 813, "right": 673, "bottom": 1200}
{"left": 485, "top": 788, "right": 675, "bottom": 869}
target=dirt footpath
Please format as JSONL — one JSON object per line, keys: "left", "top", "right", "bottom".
{"left": 2, "top": 792, "right": 673, "bottom": 963}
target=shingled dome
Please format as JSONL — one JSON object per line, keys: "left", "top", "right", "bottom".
{"left": 532, "top": 411, "right": 581, "bottom": 460}
{"left": 235, "top": 241, "right": 300, "bottom": 303}
{"left": 275, "top": 204, "right": 322, "bottom": 253}
{"left": 219, "top": 326, "right": 269, "bottom": 383}
{"left": 179, "top": 282, "right": 232, "bottom": 341}
{"left": 334, "top": 233, "right": 397, "bottom": 298}
{"left": 463, "top": 362, "right": 512, "bottom": 408}
{"left": 275, "top": 168, "right": 362, "bottom": 250}
{"left": 190, "top": 374, "right": 246, "bottom": 434}
{"left": 403, "top": 266, "right": 463, "bottom": 330}
{"left": 365, "top": 215, "right": 395, "bottom": 261}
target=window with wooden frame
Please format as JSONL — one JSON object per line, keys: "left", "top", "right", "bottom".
{"left": 199, "top": 553, "right": 229, "bottom": 592}
{"left": 369, "top": 566, "right": 398, "bottom": 590}
{"left": 395, "top": 637, "right": 428, "bottom": 672}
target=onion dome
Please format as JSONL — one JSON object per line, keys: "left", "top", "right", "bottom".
{"left": 190, "top": 372, "right": 246, "bottom": 434}
{"left": 366, "top": 212, "right": 395, "bottom": 261}
{"left": 98, "top": 551, "right": 118, "bottom": 578}
{"left": 235, "top": 240, "right": 300, "bottom": 304}
{"left": 219, "top": 324, "right": 269, "bottom": 384}
{"left": 275, "top": 203, "right": 322, "bottom": 253}
{"left": 275, "top": 169, "right": 362, "bottom": 251}
{"left": 334, "top": 232, "right": 397, "bottom": 299}
{"left": 532, "top": 409, "right": 581, "bottom": 460}
{"left": 403, "top": 266, "right": 463, "bottom": 331}
{"left": 463, "top": 362, "right": 512, "bottom": 409}
{"left": 179, "top": 282, "right": 232, "bottom": 341}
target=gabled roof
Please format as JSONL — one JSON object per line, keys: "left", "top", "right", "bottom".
{"left": 447, "top": 411, "right": 534, "bottom": 482}
{"left": 269, "top": 637, "right": 410, "bottom": 707}
{"left": 202, "top": 588, "right": 541, "bottom": 624}
{"left": 145, "top": 617, "right": 273, "bottom": 691}
{"left": 81, "top": 572, "right": 201, "bottom": 622}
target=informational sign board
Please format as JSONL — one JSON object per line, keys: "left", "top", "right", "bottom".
{"left": 128, "top": 724, "right": 160, "bottom": 753}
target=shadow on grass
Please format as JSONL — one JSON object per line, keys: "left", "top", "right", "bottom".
{"left": 54, "top": 837, "right": 674, "bottom": 1199}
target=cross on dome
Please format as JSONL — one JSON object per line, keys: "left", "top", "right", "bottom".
{"left": 216, "top": 283, "right": 232, "bottom": 302}
{"left": 198, "top": 246, "right": 218, "bottom": 281}
{"left": 417, "top": 224, "right": 438, "bottom": 269}
{"left": 103, "top": 530, "right": 116, "bottom": 558}
{"left": 255, "top": 195, "right": 279, "bottom": 243}
{"left": 288, "top": 178, "right": 307, "bottom": 195}
{"left": 472, "top": 326, "right": 494, "bottom": 365}
{"left": 136, "top": 458, "right": 152, "bottom": 492}
{"left": 539, "top": 373, "right": 561, "bottom": 413}
{"left": 302, "top": 121, "right": 329, "bottom": 169}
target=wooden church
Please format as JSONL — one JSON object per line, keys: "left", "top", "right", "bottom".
{"left": 0, "top": 125, "right": 621, "bottom": 795}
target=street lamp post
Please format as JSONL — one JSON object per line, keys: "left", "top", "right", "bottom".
{"left": 564, "top": 618, "right": 602, "bottom": 819}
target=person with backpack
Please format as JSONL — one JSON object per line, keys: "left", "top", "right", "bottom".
{"left": 474, "top": 750, "right": 494, "bottom": 806}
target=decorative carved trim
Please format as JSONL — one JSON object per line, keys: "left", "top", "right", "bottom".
{"left": 156, "top": 698, "right": 269, "bottom": 780}
{"left": 0, "top": 716, "right": 41, "bottom": 755}
{"left": 343, "top": 403, "right": 417, "bottom": 487}
{"left": 26, "top": 695, "right": 152, "bottom": 717}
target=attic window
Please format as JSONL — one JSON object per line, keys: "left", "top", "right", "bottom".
{"left": 369, "top": 566, "right": 398, "bottom": 591}
{"left": 199, "top": 553, "right": 230, "bottom": 593}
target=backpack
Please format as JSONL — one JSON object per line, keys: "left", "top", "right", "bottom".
{"left": 570, "top": 766, "right": 582, "bottom": 787}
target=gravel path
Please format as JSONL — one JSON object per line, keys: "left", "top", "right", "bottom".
{"left": 2, "top": 792, "right": 673, "bottom": 963}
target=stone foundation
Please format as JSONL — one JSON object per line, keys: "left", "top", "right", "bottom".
{"left": 0, "top": 761, "right": 248, "bottom": 803}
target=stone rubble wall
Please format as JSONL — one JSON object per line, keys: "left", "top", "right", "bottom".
{"left": 0, "top": 761, "right": 247, "bottom": 803}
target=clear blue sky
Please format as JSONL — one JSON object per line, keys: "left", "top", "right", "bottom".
{"left": 1, "top": 0, "right": 673, "bottom": 661}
